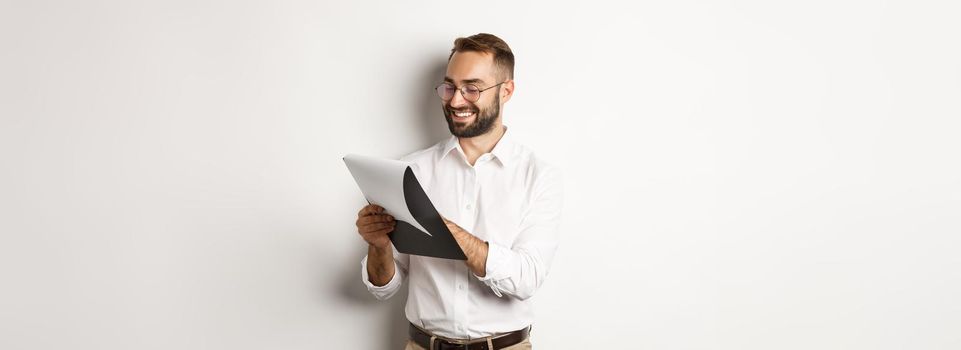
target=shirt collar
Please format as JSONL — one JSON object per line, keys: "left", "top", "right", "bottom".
{"left": 440, "top": 126, "right": 515, "bottom": 166}
{"left": 489, "top": 127, "right": 516, "bottom": 166}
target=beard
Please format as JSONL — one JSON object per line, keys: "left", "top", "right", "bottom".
{"left": 443, "top": 92, "right": 500, "bottom": 138}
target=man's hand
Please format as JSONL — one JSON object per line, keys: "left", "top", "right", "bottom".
{"left": 358, "top": 204, "right": 397, "bottom": 286}
{"left": 356, "top": 204, "right": 395, "bottom": 249}
{"left": 442, "top": 217, "right": 466, "bottom": 238}
{"left": 443, "top": 217, "right": 489, "bottom": 277}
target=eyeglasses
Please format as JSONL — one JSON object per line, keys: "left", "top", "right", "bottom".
{"left": 435, "top": 81, "right": 505, "bottom": 102}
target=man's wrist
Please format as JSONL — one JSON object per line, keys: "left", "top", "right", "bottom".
{"left": 370, "top": 244, "right": 392, "bottom": 256}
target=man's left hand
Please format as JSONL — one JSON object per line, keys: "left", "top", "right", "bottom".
{"left": 441, "top": 217, "right": 489, "bottom": 277}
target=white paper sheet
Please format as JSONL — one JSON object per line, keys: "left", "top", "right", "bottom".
{"left": 343, "top": 154, "right": 431, "bottom": 236}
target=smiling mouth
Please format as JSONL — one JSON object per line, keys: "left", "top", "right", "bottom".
{"left": 450, "top": 110, "right": 476, "bottom": 120}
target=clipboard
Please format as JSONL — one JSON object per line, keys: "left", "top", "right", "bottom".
{"left": 343, "top": 154, "right": 467, "bottom": 260}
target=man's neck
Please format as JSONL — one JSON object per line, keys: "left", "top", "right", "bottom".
{"left": 457, "top": 124, "right": 506, "bottom": 166}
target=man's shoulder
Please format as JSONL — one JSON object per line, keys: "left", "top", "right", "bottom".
{"left": 507, "top": 137, "right": 552, "bottom": 168}
{"left": 508, "top": 141, "right": 562, "bottom": 189}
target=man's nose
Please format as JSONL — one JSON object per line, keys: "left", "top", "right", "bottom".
{"left": 448, "top": 89, "right": 469, "bottom": 108}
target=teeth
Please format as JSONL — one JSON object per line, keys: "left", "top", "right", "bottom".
{"left": 454, "top": 111, "right": 475, "bottom": 118}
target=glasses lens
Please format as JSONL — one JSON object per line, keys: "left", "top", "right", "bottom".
{"left": 436, "top": 84, "right": 455, "bottom": 100}
{"left": 463, "top": 85, "right": 482, "bottom": 102}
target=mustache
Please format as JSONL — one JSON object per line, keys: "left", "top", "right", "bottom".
{"left": 444, "top": 105, "right": 480, "bottom": 113}
{"left": 446, "top": 106, "right": 478, "bottom": 114}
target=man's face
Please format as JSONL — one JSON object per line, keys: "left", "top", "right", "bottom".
{"left": 443, "top": 51, "right": 503, "bottom": 138}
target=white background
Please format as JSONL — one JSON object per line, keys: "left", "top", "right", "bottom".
{"left": 1, "top": 0, "right": 959, "bottom": 349}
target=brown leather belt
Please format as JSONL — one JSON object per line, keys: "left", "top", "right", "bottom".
{"left": 408, "top": 323, "right": 530, "bottom": 350}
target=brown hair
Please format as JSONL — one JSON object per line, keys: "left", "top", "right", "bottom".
{"left": 448, "top": 33, "right": 514, "bottom": 81}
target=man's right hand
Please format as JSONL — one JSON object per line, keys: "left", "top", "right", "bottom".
{"left": 356, "top": 204, "right": 395, "bottom": 249}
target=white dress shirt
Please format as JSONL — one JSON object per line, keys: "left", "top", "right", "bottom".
{"left": 360, "top": 127, "right": 563, "bottom": 339}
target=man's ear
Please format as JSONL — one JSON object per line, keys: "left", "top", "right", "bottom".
{"left": 501, "top": 79, "right": 515, "bottom": 104}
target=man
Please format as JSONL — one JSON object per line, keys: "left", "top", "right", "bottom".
{"left": 355, "top": 33, "right": 562, "bottom": 350}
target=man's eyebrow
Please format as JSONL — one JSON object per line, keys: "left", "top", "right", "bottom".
{"left": 443, "top": 76, "right": 487, "bottom": 85}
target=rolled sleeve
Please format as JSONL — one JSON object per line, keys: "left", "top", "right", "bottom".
{"left": 360, "top": 247, "right": 409, "bottom": 300}
{"left": 474, "top": 166, "right": 563, "bottom": 300}
{"left": 478, "top": 242, "right": 512, "bottom": 281}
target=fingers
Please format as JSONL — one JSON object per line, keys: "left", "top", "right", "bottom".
{"left": 442, "top": 217, "right": 459, "bottom": 231}
{"left": 357, "top": 212, "right": 396, "bottom": 239}
{"left": 443, "top": 218, "right": 458, "bottom": 228}
{"left": 363, "top": 227, "right": 395, "bottom": 237}
{"left": 356, "top": 205, "right": 394, "bottom": 248}
{"left": 356, "top": 213, "right": 394, "bottom": 226}
{"left": 360, "top": 222, "right": 396, "bottom": 246}
{"left": 443, "top": 221, "right": 461, "bottom": 235}
{"left": 357, "top": 204, "right": 384, "bottom": 217}
{"left": 361, "top": 222, "right": 395, "bottom": 232}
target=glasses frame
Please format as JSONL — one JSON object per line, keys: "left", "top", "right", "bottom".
{"left": 435, "top": 81, "right": 506, "bottom": 102}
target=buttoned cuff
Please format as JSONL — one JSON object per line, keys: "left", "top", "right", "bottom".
{"left": 473, "top": 242, "right": 512, "bottom": 297}
{"left": 361, "top": 255, "right": 402, "bottom": 299}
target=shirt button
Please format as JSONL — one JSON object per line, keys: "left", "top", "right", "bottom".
{"left": 466, "top": 204, "right": 472, "bottom": 210}
{"left": 458, "top": 284, "right": 465, "bottom": 290}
